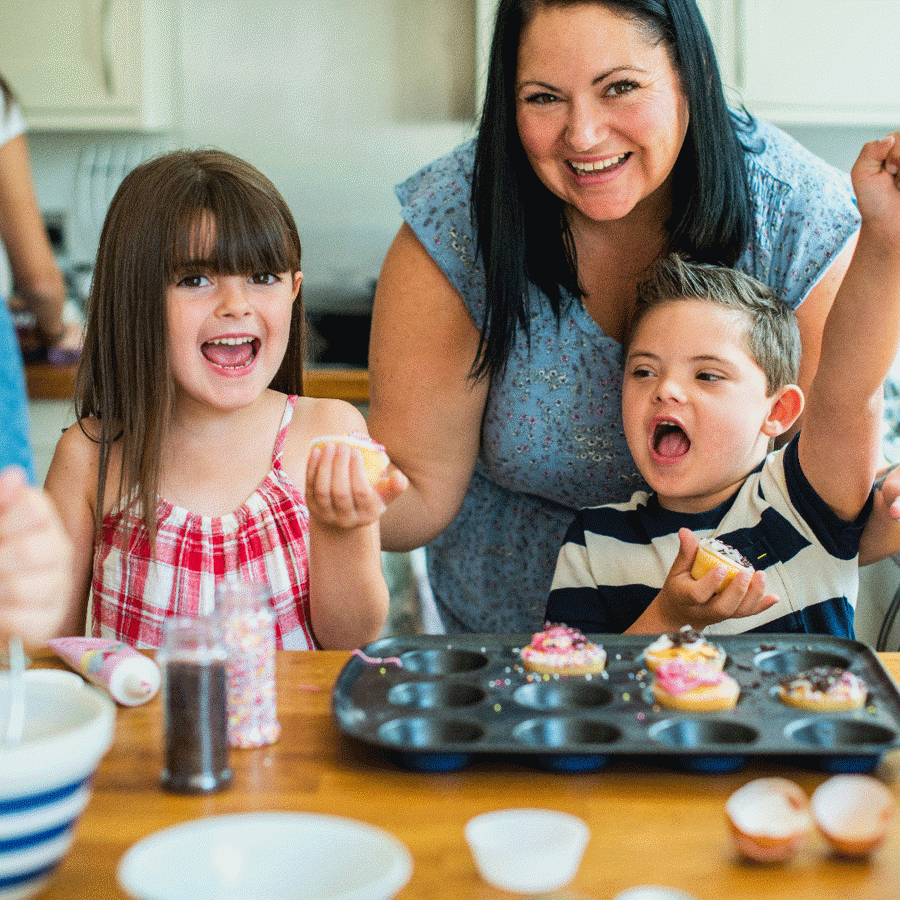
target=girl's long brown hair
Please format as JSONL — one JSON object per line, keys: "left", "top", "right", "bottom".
{"left": 75, "top": 149, "right": 304, "bottom": 543}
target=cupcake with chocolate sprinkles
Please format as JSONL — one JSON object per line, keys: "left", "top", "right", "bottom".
{"left": 777, "top": 666, "right": 868, "bottom": 712}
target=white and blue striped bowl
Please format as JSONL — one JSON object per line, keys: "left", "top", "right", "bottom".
{"left": 0, "top": 669, "right": 116, "bottom": 900}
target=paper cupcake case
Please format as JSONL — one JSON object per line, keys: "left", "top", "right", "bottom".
{"left": 331, "top": 634, "right": 900, "bottom": 774}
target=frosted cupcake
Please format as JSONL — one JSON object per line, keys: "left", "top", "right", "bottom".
{"left": 643, "top": 625, "right": 726, "bottom": 672}
{"left": 520, "top": 623, "right": 607, "bottom": 676}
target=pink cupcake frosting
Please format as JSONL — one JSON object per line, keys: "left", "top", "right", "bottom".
{"left": 520, "top": 623, "right": 605, "bottom": 668}
{"left": 654, "top": 658, "right": 730, "bottom": 695}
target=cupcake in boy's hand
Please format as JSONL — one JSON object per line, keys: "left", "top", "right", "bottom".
{"left": 651, "top": 657, "right": 740, "bottom": 712}
{"left": 777, "top": 666, "right": 868, "bottom": 712}
{"left": 643, "top": 625, "right": 726, "bottom": 672}
{"left": 520, "top": 623, "right": 607, "bottom": 676}
{"left": 690, "top": 537, "right": 754, "bottom": 590}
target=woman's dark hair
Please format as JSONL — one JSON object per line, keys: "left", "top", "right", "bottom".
{"left": 471, "top": 0, "right": 754, "bottom": 381}
{"left": 76, "top": 148, "right": 304, "bottom": 541}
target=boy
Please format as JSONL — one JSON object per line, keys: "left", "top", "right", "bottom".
{"left": 547, "top": 134, "right": 900, "bottom": 636}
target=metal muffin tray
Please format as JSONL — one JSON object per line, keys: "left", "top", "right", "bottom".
{"left": 332, "top": 633, "right": 900, "bottom": 773}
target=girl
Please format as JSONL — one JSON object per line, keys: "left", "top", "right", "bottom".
{"left": 45, "top": 149, "right": 407, "bottom": 650}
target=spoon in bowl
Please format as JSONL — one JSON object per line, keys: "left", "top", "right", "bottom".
{"left": 3, "top": 637, "right": 25, "bottom": 745}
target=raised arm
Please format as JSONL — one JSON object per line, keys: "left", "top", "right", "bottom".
{"left": 779, "top": 235, "right": 856, "bottom": 446}
{"left": 367, "top": 222, "right": 489, "bottom": 551}
{"left": 798, "top": 133, "right": 900, "bottom": 522}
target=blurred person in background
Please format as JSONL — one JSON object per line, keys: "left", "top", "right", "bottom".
{"left": 0, "top": 75, "right": 80, "bottom": 476}
{"left": 0, "top": 76, "right": 75, "bottom": 644}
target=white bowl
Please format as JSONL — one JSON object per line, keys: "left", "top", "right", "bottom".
{"left": 117, "top": 812, "right": 413, "bottom": 900}
{"left": 0, "top": 669, "right": 116, "bottom": 900}
{"left": 464, "top": 808, "right": 589, "bottom": 894}
{"left": 613, "top": 889, "right": 699, "bottom": 900}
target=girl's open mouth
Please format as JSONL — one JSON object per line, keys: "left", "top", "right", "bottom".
{"left": 201, "top": 336, "right": 260, "bottom": 369}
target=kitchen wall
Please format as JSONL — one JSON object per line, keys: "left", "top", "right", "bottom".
{"left": 23, "top": 0, "right": 485, "bottom": 311}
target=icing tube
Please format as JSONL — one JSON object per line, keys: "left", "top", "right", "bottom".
{"left": 46, "top": 637, "right": 161, "bottom": 706}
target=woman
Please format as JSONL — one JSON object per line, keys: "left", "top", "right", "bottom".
{"left": 368, "top": 0, "right": 860, "bottom": 633}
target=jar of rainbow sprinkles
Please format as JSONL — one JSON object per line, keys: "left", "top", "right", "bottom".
{"left": 216, "top": 579, "right": 281, "bottom": 748}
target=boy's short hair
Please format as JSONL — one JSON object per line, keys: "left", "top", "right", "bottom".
{"left": 626, "top": 254, "right": 801, "bottom": 394}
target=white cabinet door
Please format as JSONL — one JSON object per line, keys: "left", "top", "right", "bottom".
{"left": 741, "top": 0, "right": 900, "bottom": 125}
{"left": 0, "top": 0, "right": 174, "bottom": 130}
{"left": 700, "top": 0, "right": 900, "bottom": 127}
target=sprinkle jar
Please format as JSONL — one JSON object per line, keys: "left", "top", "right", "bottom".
{"left": 158, "top": 615, "right": 231, "bottom": 793}
{"left": 217, "top": 579, "right": 281, "bottom": 748}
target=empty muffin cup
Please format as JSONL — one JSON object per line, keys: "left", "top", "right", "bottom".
{"left": 464, "top": 807, "right": 589, "bottom": 894}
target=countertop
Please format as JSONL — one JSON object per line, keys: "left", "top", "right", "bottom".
{"left": 38, "top": 648, "right": 900, "bottom": 900}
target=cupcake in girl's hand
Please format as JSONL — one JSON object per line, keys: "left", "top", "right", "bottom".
{"left": 651, "top": 657, "right": 740, "bottom": 712}
{"left": 643, "top": 625, "right": 726, "bottom": 672}
{"left": 309, "top": 431, "right": 390, "bottom": 485}
{"left": 520, "top": 623, "right": 607, "bottom": 676}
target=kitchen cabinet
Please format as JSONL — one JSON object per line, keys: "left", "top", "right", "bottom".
{"left": 0, "top": 0, "right": 174, "bottom": 130}
{"left": 698, "top": 1, "right": 900, "bottom": 127}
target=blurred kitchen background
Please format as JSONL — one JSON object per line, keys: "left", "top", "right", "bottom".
{"left": 4, "top": 0, "right": 900, "bottom": 639}
{"left": 2, "top": 0, "right": 493, "bottom": 351}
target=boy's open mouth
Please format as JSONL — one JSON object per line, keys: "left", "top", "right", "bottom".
{"left": 653, "top": 421, "right": 691, "bottom": 458}
{"left": 201, "top": 336, "right": 260, "bottom": 369}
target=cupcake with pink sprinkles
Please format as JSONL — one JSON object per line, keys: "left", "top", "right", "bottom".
{"left": 520, "top": 623, "right": 607, "bottom": 676}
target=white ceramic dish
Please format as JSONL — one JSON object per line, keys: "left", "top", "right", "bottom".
{"left": 117, "top": 812, "right": 413, "bottom": 900}
{"left": 0, "top": 669, "right": 116, "bottom": 900}
{"left": 464, "top": 807, "right": 589, "bottom": 894}
{"left": 613, "top": 889, "right": 699, "bottom": 900}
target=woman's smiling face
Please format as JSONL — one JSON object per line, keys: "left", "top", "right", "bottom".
{"left": 515, "top": 2, "right": 689, "bottom": 228}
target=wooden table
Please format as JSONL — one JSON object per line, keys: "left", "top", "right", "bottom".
{"left": 40, "top": 651, "right": 900, "bottom": 900}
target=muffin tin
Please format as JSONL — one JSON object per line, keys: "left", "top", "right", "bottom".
{"left": 331, "top": 633, "right": 900, "bottom": 773}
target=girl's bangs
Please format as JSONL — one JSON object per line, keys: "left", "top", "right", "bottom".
{"left": 170, "top": 189, "right": 298, "bottom": 277}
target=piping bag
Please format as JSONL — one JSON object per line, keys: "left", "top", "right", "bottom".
{"left": 46, "top": 637, "right": 160, "bottom": 706}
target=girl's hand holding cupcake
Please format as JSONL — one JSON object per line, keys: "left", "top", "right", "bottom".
{"left": 305, "top": 437, "right": 408, "bottom": 530}
{"left": 304, "top": 432, "right": 408, "bottom": 650}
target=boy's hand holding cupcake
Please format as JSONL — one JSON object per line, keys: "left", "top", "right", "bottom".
{"left": 632, "top": 527, "right": 779, "bottom": 633}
